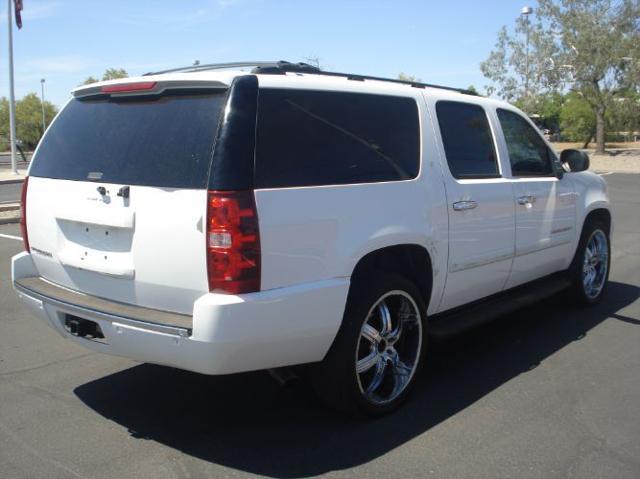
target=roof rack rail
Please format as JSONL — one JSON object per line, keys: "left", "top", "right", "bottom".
{"left": 143, "top": 61, "right": 283, "bottom": 76}
{"left": 321, "top": 71, "right": 478, "bottom": 96}
{"left": 144, "top": 59, "right": 478, "bottom": 96}
{"left": 257, "top": 62, "right": 477, "bottom": 95}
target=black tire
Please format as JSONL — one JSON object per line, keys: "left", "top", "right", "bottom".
{"left": 311, "top": 273, "right": 427, "bottom": 417}
{"left": 567, "top": 220, "right": 611, "bottom": 306}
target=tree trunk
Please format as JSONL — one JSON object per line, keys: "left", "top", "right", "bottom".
{"left": 582, "top": 127, "right": 595, "bottom": 149}
{"left": 595, "top": 105, "right": 606, "bottom": 154}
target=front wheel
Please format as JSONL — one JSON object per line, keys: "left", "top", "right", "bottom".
{"left": 568, "top": 221, "right": 611, "bottom": 305}
{"left": 311, "top": 273, "right": 427, "bottom": 416}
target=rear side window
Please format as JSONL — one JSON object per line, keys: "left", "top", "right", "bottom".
{"left": 436, "top": 101, "right": 499, "bottom": 179}
{"left": 255, "top": 89, "right": 420, "bottom": 188}
{"left": 30, "top": 92, "right": 226, "bottom": 189}
{"left": 497, "top": 108, "right": 553, "bottom": 176}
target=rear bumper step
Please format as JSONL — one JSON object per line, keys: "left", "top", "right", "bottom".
{"left": 14, "top": 276, "right": 192, "bottom": 336}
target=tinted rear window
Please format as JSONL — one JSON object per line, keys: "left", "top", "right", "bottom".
{"left": 436, "top": 101, "right": 499, "bottom": 179}
{"left": 255, "top": 89, "right": 420, "bottom": 188}
{"left": 30, "top": 92, "right": 226, "bottom": 189}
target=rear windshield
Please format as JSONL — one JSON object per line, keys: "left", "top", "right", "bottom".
{"left": 30, "top": 92, "right": 226, "bottom": 189}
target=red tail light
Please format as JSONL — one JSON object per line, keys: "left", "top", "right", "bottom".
{"left": 206, "top": 191, "right": 261, "bottom": 294}
{"left": 19, "top": 176, "right": 30, "bottom": 252}
{"left": 101, "top": 82, "right": 157, "bottom": 94}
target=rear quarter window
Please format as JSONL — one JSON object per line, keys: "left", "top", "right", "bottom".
{"left": 254, "top": 89, "right": 420, "bottom": 188}
{"left": 30, "top": 92, "right": 226, "bottom": 189}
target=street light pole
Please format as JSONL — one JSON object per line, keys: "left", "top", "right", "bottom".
{"left": 7, "top": 0, "right": 18, "bottom": 175}
{"left": 521, "top": 6, "right": 533, "bottom": 111}
{"left": 40, "top": 79, "right": 46, "bottom": 135}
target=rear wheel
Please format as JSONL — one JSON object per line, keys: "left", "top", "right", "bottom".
{"left": 568, "top": 220, "right": 610, "bottom": 305}
{"left": 312, "top": 273, "right": 426, "bottom": 416}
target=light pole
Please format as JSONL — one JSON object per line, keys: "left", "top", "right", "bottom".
{"left": 40, "top": 78, "right": 46, "bottom": 135}
{"left": 521, "top": 6, "right": 533, "bottom": 110}
{"left": 7, "top": 0, "right": 18, "bottom": 174}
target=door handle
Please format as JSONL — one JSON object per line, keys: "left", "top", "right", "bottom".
{"left": 517, "top": 195, "right": 536, "bottom": 205}
{"left": 452, "top": 200, "right": 478, "bottom": 211}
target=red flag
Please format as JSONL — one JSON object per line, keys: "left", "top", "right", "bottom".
{"left": 14, "top": 0, "right": 23, "bottom": 29}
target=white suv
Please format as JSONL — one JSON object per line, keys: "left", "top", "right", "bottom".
{"left": 12, "top": 61, "right": 611, "bottom": 416}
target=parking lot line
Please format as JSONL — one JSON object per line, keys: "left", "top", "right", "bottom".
{"left": 0, "top": 233, "right": 22, "bottom": 241}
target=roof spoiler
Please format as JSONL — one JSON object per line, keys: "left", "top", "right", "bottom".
{"left": 72, "top": 79, "right": 229, "bottom": 99}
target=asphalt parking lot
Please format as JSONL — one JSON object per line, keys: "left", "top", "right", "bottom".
{"left": 0, "top": 182, "right": 21, "bottom": 204}
{"left": 0, "top": 173, "right": 638, "bottom": 479}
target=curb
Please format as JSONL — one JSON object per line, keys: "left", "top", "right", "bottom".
{"left": 0, "top": 203, "right": 20, "bottom": 224}
{"left": 0, "top": 215, "right": 20, "bottom": 225}
{"left": 0, "top": 203, "right": 20, "bottom": 212}
{"left": 0, "top": 179, "right": 24, "bottom": 185}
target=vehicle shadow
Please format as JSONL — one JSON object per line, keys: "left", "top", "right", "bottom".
{"left": 74, "top": 281, "right": 639, "bottom": 478}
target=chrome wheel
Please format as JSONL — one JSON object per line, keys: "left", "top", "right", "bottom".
{"left": 355, "top": 291, "right": 422, "bottom": 405}
{"left": 582, "top": 229, "right": 608, "bottom": 299}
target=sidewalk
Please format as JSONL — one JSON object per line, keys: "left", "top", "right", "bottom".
{"left": 0, "top": 169, "right": 26, "bottom": 184}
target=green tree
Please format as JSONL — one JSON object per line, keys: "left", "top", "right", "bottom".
{"left": 102, "top": 68, "right": 128, "bottom": 81}
{"left": 0, "top": 97, "right": 10, "bottom": 150}
{"left": 81, "top": 68, "right": 129, "bottom": 85}
{"left": 608, "top": 90, "right": 640, "bottom": 140}
{"left": 15, "top": 93, "right": 58, "bottom": 149}
{"left": 466, "top": 85, "right": 479, "bottom": 95}
{"left": 525, "top": 91, "right": 565, "bottom": 134}
{"left": 560, "top": 91, "right": 596, "bottom": 145}
{"left": 398, "top": 72, "right": 421, "bottom": 83}
{"left": 480, "top": 15, "right": 562, "bottom": 111}
{"left": 82, "top": 76, "right": 99, "bottom": 85}
{"left": 481, "top": 0, "right": 640, "bottom": 153}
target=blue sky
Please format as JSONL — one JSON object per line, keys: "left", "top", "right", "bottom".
{"left": 0, "top": 0, "right": 531, "bottom": 107}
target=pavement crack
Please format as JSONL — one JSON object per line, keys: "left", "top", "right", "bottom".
{"left": 0, "top": 352, "right": 96, "bottom": 377}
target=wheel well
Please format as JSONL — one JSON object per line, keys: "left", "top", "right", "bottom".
{"left": 584, "top": 208, "right": 611, "bottom": 234}
{"left": 350, "top": 245, "right": 433, "bottom": 308}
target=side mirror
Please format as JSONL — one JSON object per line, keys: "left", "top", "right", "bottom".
{"left": 560, "top": 149, "right": 590, "bottom": 172}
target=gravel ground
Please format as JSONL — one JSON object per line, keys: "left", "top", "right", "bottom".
{"left": 589, "top": 150, "right": 640, "bottom": 173}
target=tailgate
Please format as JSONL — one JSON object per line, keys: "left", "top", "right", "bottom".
{"left": 25, "top": 89, "right": 227, "bottom": 314}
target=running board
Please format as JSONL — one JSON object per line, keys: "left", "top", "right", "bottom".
{"left": 429, "top": 275, "right": 571, "bottom": 339}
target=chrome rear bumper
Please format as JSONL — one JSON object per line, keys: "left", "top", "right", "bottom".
{"left": 14, "top": 276, "right": 192, "bottom": 337}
